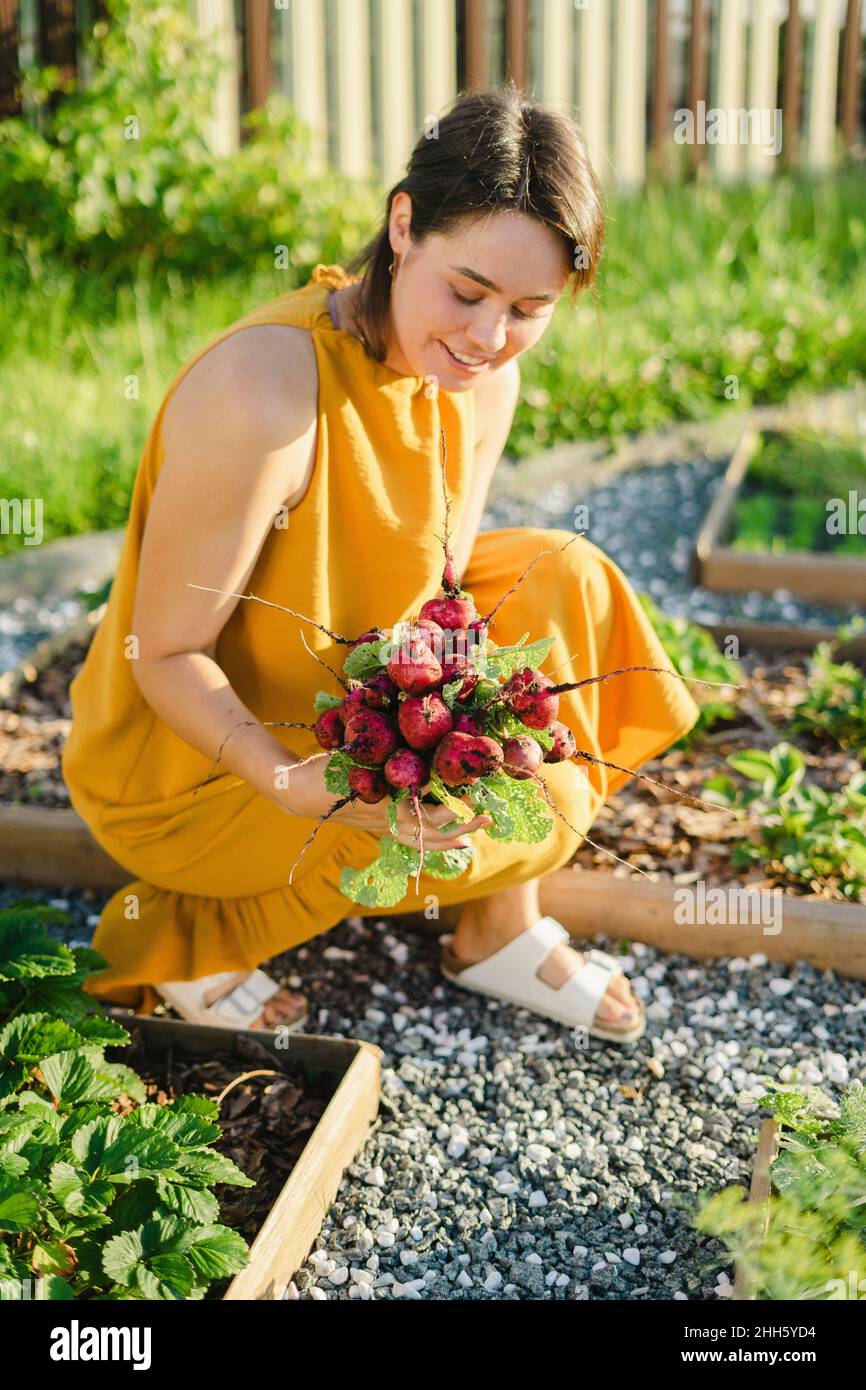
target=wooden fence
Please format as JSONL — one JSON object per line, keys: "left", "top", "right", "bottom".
{"left": 1, "top": 1, "right": 863, "bottom": 189}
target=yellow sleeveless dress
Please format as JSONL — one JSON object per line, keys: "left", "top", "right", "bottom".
{"left": 62, "top": 263, "right": 699, "bottom": 1007}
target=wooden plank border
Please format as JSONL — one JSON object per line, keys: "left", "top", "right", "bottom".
{"left": 539, "top": 867, "right": 866, "bottom": 981}
{"left": 732, "top": 1116, "right": 781, "bottom": 1301}
{"left": 110, "top": 1013, "right": 381, "bottom": 1301}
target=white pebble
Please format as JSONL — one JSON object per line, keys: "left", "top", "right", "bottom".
{"left": 376, "top": 1229, "right": 396, "bottom": 1248}
{"left": 623, "top": 1248, "right": 640, "bottom": 1266}
{"left": 483, "top": 1271, "right": 503, "bottom": 1291}
{"left": 399, "top": 1250, "right": 418, "bottom": 1267}
{"left": 618, "top": 1213, "right": 633, "bottom": 1229}
{"left": 457, "top": 1271, "right": 473, "bottom": 1288}
{"left": 309, "top": 1286, "right": 329, "bottom": 1300}
{"left": 364, "top": 1166, "right": 386, "bottom": 1187}
{"left": 528, "top": 1190, "right": 548, "bottom": 1209}
{"left": 351, "top": 1267, "right": 374, "bottom": 1285}
{"left": 328, "top": 1267, "right": 349, "bottom": 1286}
{"left": 526, "top": 1252, "right": 543, "bottom": 1265}
{"left": 659, "top": 1251, "right": 677, "bottom": 1264}
{"left": 634, "top": 1224, "right": 648, "bottom": 1236}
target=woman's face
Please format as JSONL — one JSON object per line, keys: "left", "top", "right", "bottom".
{"left": 384, "top": 198, "right": 574, "bottom": 391}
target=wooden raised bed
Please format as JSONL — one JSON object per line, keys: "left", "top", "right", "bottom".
{"left": 732, "top": 1116, "right": 781, "bottom": 1302}
{"left": 693, "top": 428, "right": 866, "bottom": 608}
{"left": 109, "top": 1011, "right": 382, "bottom": 1301}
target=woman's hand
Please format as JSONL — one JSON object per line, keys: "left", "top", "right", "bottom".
{"left": 282, "top": 752, "right": 493, "bottom": 850}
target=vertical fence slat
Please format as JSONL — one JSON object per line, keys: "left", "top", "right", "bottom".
{"left": 378, "top": 0, "right": 413, "bottom": 186}
{"left": 577, "top": 0, "right": 609, "bottom": 181}
{"left": 245, "top": 0, "right": 271, "bottom": 113}
{"left": 420, "top": 0, "right": 457, "bottom": 124}
{"left": 782, "top": 0, "right": 803, "bottom": 167}
{"left": 505, "top": 0, "right": 528, "bottom": 90}
{"left": 841, "top": 0, "right": 862, "bottom": 150}
{"left": 806, "top": 0, "right": 841, "bottom": 170}
{"left": 747, "top": 0, "right": 782, "bottom": 178}
{"left": 714, "top": 0, "right": 745, "bottom": 181}
{"left": 39, "top": 0, "right": 75, "bottom": 79}
{"left": 615, "top": 0, "right": 647, "bottom": 189}
{"left": 290, "top": 0, "right": 328, "bottom": 170}
{"left": 651, "top": 0, "right": 670, "bottom": 174}
{"left": 0, "top": 0, "right": 20, "bottom": 116}
{"left": 195, "top": 0, "right": 240, "bottom": 156}
{"left": 687, "top": 0, "right": 709, "bottom": 173}
{"left": 538, "top": 0, "right": 571, "bottom": 111}
{"left": 335, "top": 0, "right": 372, "bottom": 177}
{"left": 465, "top": 0, "right": 487, "bottom": 90}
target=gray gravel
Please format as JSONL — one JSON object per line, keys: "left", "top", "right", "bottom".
{"left": 484, "top": 454, "right": 860, "bottom": 629}
{"left": 8, "top": 885, "right": 865, "bottom": 1302}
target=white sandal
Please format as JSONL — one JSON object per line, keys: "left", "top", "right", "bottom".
{"left": 155, "top": 969, "right": 308, "bottom": 1032}
{"left": 440, "top": 916, "right": 646, "bottom": 1044}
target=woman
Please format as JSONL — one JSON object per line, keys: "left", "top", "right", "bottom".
{"left": 63, "top": 85, "right": 698, "bottom": 1041}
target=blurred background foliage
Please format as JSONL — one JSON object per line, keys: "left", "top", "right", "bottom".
{"left": 0, "top": 0, "right": 864, "bottom": 552}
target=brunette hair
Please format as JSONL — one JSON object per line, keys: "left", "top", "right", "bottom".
{"left": 343, "top": 82, "right": 605, "bottom": 362}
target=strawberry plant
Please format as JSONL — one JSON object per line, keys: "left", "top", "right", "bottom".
{"left": 0, "top": 901, "right": 253, "bottom": 1300}
{"left": 792, "top": 623, "right": 866, "bottom": 757}
{"left": 703, "top": 742, "right": 866, "bottom": 902}
{"left": 693, "top": 1079, "right": 866, "bottom": 1301}
{"left": 639, "top": 595, "right": 742, "bottom": 743}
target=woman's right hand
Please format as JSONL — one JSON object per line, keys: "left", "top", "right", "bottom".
{"left": 281, "top": 751, "right": 493, "bottom": 850}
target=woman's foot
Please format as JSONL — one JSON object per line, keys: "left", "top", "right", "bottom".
{"left": 452, "top": 885, "right": 640, "bottom": 1028}
{"left": 201, "top": 972, "right": 308, "bottom": 1030}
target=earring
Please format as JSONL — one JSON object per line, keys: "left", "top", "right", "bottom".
{"left": 389, "top": 255, "right": 399, "bottom": 278}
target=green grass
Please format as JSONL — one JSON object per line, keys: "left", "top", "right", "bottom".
{"left": 1, "top": 171, "right": 864, "bottom": 553}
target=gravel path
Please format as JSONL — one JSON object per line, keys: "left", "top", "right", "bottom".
{"left": 5, "top": 884, "right": 865, "bottom": 1302}
{"left": 484, "top": 455, "right": 860, "bottom": 629}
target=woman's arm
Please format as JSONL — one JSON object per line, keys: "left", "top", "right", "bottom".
{"left": 452, "top": 358, "right": 521, "bottom": 580}
{"left": 130, "top": 325, "right": 321, "bottom": 806}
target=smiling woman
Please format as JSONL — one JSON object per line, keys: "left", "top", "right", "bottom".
{"left": 61, "top": 82, "right": 697, "bottom": 1041}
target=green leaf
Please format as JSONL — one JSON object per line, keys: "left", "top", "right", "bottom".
{"left": 485, "top": 636, "right": 556, "bottom": 680}
{"left": 727, "top": 749, "right": 779, "bottom": 784}
{"left": 340, "top": 836, "right": 418, "bottom": 908}
{"left": 386, "top": 797, "right": 400, "bottom": 837}
{"left": 0, "top": 1182, "right": 40, "bottom": 1232}
{"left": 342, "top": 641, "right": 385, "bottom": 682}
{"left": 439, "top": 678, "right": 465, "bottom": 710}
{"left": 493, "top": 707, "right": 555, "bottom": 751}
{"left": 0, "top": 920, "right": 74, "bottom": 983}
{"left": 463, "top": 771, "right": 553, "bottom": 843}
{"left": 49, "top": 1161, "right": 114, "bottom": 1217}
{"left": 426, "top": 772, "right": 473, "bottom": 823}
{"left": 175, "top": 1149, "right": 255, "bottom": 1188}
{"left": 324, "top": 750, "right": 353, "bottom": 796}
{"left": 129, "top": 1104, "right": 220, "bottom": 1149}
{"left": 313, "top": 690, "right": 343, "bottom": 714}
{"left": 184, "top": 1225, "right": 249, "bottom": 1282}
{"left": 422, "top": 845, "right": 474, "bottom": 879}
{"left": 154, "top": 1176, "right": 219, "bottom": 1225}
{"left": 72, "top": 1114, "right": 180, "bottom": 1180}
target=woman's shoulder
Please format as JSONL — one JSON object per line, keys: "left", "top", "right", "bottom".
{"left": 165, "top": 320, "right": 319, "bottom": 445}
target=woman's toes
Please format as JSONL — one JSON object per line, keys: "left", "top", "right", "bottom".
{"left": 260, "top": 988, "right": 307, "bottom": 1027}
{"left": 595, "top": 977, "right": 639, "bottom": 1025}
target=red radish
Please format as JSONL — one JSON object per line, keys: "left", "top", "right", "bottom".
{"left": 342, "top": 710, "right": 400, "bottom": 766}
{"left": 501, "top": 735, "right": 544, "bottom": 780}
{"left": 432, "top": 731, "right": 504, "bottom": 786}
{"left": 439, "top": 649, "right": 478, "bottom": 701}
{"left": 415, "top": 618, "right": 445, "bottom": 647}
{"left": 398, "top": 693, "right": 453, "bottom": 749}
{"left": 348, "top": 766, "right": 389, "bottom": 803}
{"left": 351, "top": 627, "right": 387, "bottom": 651}
{"left": 384, "top": 747, "right": 428, "bottom": 789}
{"left": 339, "top": 677, "right": 394, "bottom": 722}
{"left": 468, "top": 618, "right": 488, "bottom": 643}
{"left": 387, "top": 639, "right": 442, "bottom": 695}
{"left": 544, "top": 721, "right": 577, "bottom": 762}
{"left": 503, "top": 667, "right": 560, "bottom": 730}
{"left": 453, "top": 711, "right": 485, "bottom": 736}
{"left": 314, "top": 707, "right": 344, "bottom": 750}
{"left": 419, "top": 594, "right": 478, "bottom": 631}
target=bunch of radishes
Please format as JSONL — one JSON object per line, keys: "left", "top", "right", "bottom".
{"left": 312, "top": 586, "right": 576, "bottom": 817}
{"left": 194, "top": 428, "right": 737, "bottom": 900}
